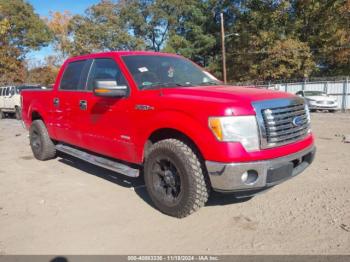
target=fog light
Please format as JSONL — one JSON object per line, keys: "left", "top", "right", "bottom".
{"left": 241, "top": 170, "right": 259, "bottom": 185}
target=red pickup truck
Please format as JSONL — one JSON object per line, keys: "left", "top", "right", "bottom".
{"left": 22, "top": 51, "right": 315, "bottom": 217}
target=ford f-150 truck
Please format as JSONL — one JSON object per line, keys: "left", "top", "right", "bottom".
{"left": 21, "top": 51, "right": 315, "bottom": 218}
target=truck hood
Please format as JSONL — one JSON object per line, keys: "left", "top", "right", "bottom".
{"left": 162, "top": 85, "right": 295, "bottom": 103}
{"left": 158, "top": 85, "right": 298, "bottom": 116}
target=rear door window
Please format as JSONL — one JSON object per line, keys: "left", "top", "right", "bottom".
{"left": 0, "top": 88, "right": 3, "bottom": 96}
{"left": 5, "top": 87, "right": 10, "bottom": 96}
{"left": 60, "top": 60, "right": 88, "bottom": 91}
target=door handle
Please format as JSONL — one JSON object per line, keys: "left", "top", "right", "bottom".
{"left": 79, "top": 100, "right": 87, "bottom": 110}
{"left": 53, "top": 98, "right": 59, "bottom": 107}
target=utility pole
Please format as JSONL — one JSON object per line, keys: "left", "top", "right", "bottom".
{"left": 220, "top": 13, "right": 227, "bottom": 84}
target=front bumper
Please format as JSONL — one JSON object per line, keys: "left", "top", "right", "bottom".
{"left": 206, "top": 146, "right": 316, "bottom": 193}
{"left": 309, "top": 104, "right": 338, "bottom": 110}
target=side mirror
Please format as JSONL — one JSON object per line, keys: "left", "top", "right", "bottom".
{"left": 93, "top": 80, "right": 128, "bottom": 97}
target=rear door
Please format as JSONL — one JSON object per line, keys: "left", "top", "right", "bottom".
{"left": 52, "top": 59, "right": 92, "bottom": 147}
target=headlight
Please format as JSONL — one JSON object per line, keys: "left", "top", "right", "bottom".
{"left": 305, "top": 104, "right": 310, "bottom": 121}
{"left": 208, "top": 116, "right": 259, "bottom": 151}
{"left": 305, "top": 104, "right": 311, "bottom": 133}
{"left": 307, "top": 99, "right": 317, "bottom": 104}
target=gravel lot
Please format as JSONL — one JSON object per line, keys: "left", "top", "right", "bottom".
{"left": 0, "top": 113, "right": 349, "bottom": 255}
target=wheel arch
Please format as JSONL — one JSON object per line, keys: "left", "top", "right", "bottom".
{"left": 143, "top": 128, "right": 206, "bottom": 166}
{"left": 31, "top": 111, "right": 44, "bottom": 122}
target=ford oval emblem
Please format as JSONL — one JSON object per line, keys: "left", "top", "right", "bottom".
{"left": 292, "top": 116, "right": 303, "bottom": 127}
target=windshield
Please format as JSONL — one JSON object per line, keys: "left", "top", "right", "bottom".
{"left": 304, "top": 91, "right": 326, "bottom": 96}
{"left": 122, "top": 55, "right": 221, "bottom": 90}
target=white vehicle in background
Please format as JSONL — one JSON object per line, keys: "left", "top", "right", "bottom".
{"left": 296, "top": 90, "right": 339, "bottom": 112}
{"left": 0, "top": 85, "right": 45, "bottom": 119}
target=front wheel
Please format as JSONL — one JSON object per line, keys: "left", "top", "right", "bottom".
{"left": 144, "top": 139, "right": 209, "bottom": 218}
{"left": 29, "top": 120, "right": 57, "bottom": 160}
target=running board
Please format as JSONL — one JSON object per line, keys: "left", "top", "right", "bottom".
{"left": 56, "top": 144, "right": 139, "bottom": 177}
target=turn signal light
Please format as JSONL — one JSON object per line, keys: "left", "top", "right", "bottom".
{"left": 208, "top": 118, "right": 223, "bottom": 141}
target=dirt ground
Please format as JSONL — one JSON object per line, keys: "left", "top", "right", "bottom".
{"left": 0, "top": 113, "right": 349, "bottom": 255}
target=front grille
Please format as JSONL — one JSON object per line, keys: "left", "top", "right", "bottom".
{"left": 317, "top": 100, "right": 334, "bottom": 105}
{"left": 253, "top": 98, "right": 310, "bottom": 149}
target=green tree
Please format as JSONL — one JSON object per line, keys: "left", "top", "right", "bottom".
{"left": 163, "top": 0, "right": 217, "bottom": 66}
{"left": 26, "top": 65, "right": 59, "bottom": 86}
{"left": 0, "top": 0, "right": 52, "bottom": 84}
{"left": 46, "top": 11, "right": 72, "bottom": 62}
{"left": 0, "top": 17, "right": 24, "bottom": 84}
{"left": 0, "top": 44, "right": 25, "bottom": 85}
{"left": 226, "top": 0, "right": 294, "bottom": 81}
{"left": 259, "top": 38, "right": 315, "bottom": 80}
{"left": 0, "top": 0, "right": 52, "bottom": 55}
{"left": 23, "top": 0, "right": 350, "bottom": 83}
{"left": 68, "top": 0, "right": 144, "bottom": 56}
{"left": 290, "top": 0, "right": 349, "bottom": 76}
{"left": 120, "top": 0, "right": 176, "bottom": 51}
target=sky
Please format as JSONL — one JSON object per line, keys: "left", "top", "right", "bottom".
{"left": 27, "top": 0, "right": 100, "bottom": 64}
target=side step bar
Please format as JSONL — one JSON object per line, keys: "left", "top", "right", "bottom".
{"left": 56, "top": 144, "right": 139, "bottom": 177}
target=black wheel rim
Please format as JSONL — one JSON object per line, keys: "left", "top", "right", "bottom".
{"left": 31, "top": 130, "right": 41, "bottom": 150}
{"left": 151, "top": 157, "right": 182, "bottom": 206}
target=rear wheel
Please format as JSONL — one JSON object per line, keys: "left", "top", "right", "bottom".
{"left": 144, "top": 139, "right": 209, "bottom": 218}
{"left": 29, "top": 120, "right": 57, "bottom": 160}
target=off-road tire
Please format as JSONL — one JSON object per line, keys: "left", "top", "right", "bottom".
{"left": 144, "top": 139, "right": 210, "bottom": 218}
{"left": 15, "top": 107, "right": 21, "bottom": 120}
{"left": 29, "top": 120, "right": 57, "bottom": 160}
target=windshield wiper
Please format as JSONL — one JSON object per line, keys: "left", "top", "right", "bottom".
{"left": 198, "top": 80, "right": 221, "bottom": 86}
{"left": 141, "top": 82, "right": 192, "bottom": 90}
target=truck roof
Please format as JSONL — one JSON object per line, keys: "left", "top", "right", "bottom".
{"left": 66, "top": 51, "right": 180, "bottom": 63}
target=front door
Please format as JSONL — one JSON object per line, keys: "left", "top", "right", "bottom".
{"left": 82, "top": 57, "right": 134, "bottom": 161}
